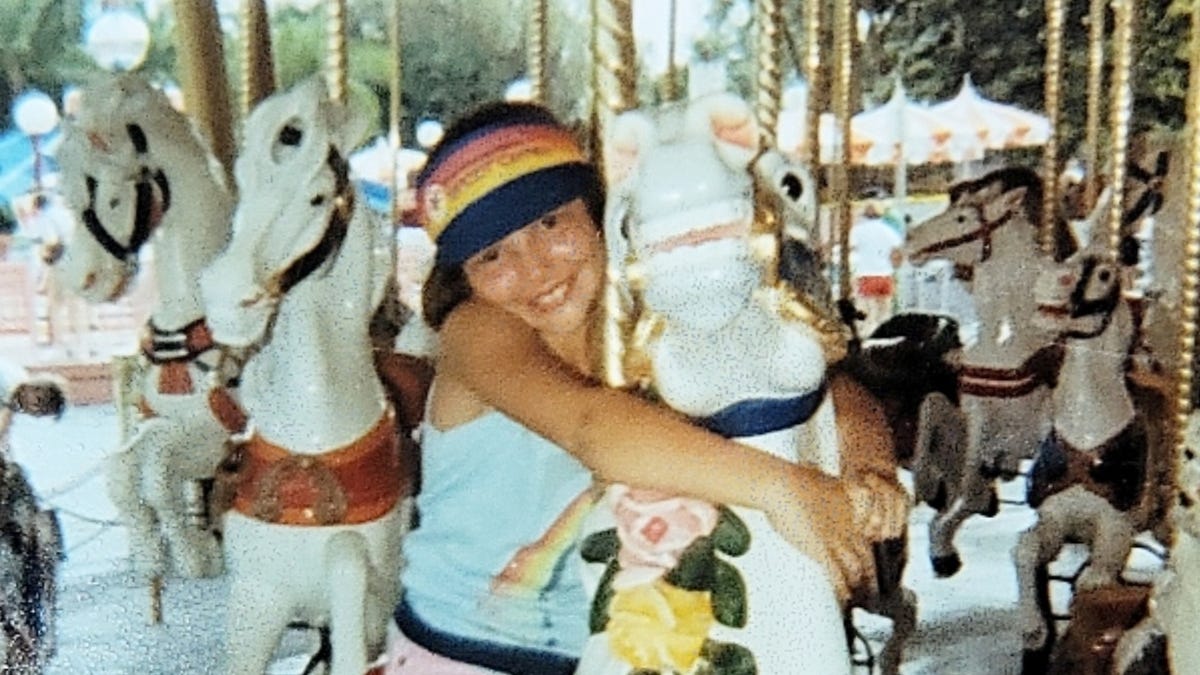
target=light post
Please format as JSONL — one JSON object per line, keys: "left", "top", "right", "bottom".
{"left": 84, "top": 8, "right": 151, "bottom": 72}
{"left": 12, "top": 91, "right": 59, "bottom": 195}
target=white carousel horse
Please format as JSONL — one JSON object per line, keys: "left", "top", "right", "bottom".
{"left": 199, "top": 78, "right": 403, "bottom": 675}
{"left": 1010, "top": 242, "right": 1151, "bottom": 667}
{"left": 904, "top": 167, "right": 1060, "bottom": 576}
{"left": 52, "top": 73, "right": 236, "bottom": 584}
{"left": 0, "top": 359, "right": 65, "bottom": 671}
{"left": 577, "top": 94, "right": 913, "bottom": 675}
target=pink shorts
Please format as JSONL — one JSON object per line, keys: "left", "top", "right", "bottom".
{"left": 369, "top": 626, "right": 501, "bottom": 675}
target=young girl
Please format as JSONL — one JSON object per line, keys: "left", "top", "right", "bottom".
{"left": 377, "top": 102, "right": 906, "bottom": 674}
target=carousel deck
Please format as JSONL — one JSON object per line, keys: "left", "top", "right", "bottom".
{"left": 12, "top": 403, "right": 1163, "bottom": 674}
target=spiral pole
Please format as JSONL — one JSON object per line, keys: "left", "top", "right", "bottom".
{"left": 1083, "top": 0, "right": 1106, "bottom": 212}
{"left": 528, "top": 0, "right": 548, "bottom": 104}
{"left": 753, "top": 0, "right": 784, "bottom": 251}
{"left": 802, "top": 0, "right": 822, "bottom": 184}
{"left": 1041, "top": 0, "right": 1065, "bottom": 252}
{"left": 240, "top": 0, "right": 275, "bottom": 116}
{"left": 592, "top": 0, "right": 637, "bottom": 388}
{"left": 1104, "top": 0, "right": 1135, "bottom": 259}
{"left": 325, "top": 0, "right": 348, "bottom": 105}
{"left": 389, "top": 0, "right": 405, "bottom": 223}
{"left": 833, "top": 0, "right": 855, "bottom": 301}
{"left": 1175, "top": 0, "right": 1200, "bottom": 534}
{"left": 172, "top": 0, "right": 236, "bottom": 184}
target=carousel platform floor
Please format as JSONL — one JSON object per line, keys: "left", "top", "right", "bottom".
{"left": 10, "top": 403, "right": 1164, "bottom": 675}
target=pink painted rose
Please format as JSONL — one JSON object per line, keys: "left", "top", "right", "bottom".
{"left": 609, "top": 485, "right": 720, "bottom": 589}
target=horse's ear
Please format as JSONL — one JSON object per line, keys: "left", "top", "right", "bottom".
{"left": 605, "top": 111, "right": 653, "bottom": 188}
{"left": 689, "top": 93, "right": 758, "bottom": 169}
{"left": 985, "top": 184, "right": 1027, "bottom": 223}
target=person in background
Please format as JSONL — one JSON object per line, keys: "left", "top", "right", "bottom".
{"left": 848, "top": 197, "right": 903, "bottom": 337}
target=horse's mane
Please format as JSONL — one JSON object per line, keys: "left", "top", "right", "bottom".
{"left": 949, "top": 166, "right": 1044, "bottom": 226}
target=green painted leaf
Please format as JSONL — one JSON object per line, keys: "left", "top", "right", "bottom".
{"left": 581, "top": 528, "right": 620, "bottom": 563}
{"left": 712, "top": 560, "right": 748, "bottom": 628}
{"left": 664, "top": 537, "right": 716, "bottom": 591}
{"left": 590, "top": 561, "right": 619, "bottom": 634}
{"left": 701, "top": 639, "right": 758, "bottom": 675}
{"left": 712, "top": 507, "right": 751, "bottom": 557}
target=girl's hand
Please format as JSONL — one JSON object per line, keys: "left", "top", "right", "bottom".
{"left": 766, "top": 468, "right": 872, "bottom": 604}
{"left": 846, "top": 469, "right": 910, "bottom": 544}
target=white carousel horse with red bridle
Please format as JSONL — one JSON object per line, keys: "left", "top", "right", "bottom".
{"left": 52, "top": 73, "right": 236, "bottom": 586}
{"left": 904, "top": 167, "right": 1060, "bottom": 576}
{"left": 199, "top": 78, "right": 404, "bottom": 675}
{"left": 1009, "top": 241, "right": 1146, "bottom": 664}
{"left": 576, "top": 94, "right": 913, "bottom": 675}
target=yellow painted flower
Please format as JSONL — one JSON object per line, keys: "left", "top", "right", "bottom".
{"left": 606, "top": 580, "right": 715, "bottom": 672}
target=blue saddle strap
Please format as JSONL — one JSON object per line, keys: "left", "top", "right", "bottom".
{"left": 693, "top": 382, "right": 828, "bottom": 439}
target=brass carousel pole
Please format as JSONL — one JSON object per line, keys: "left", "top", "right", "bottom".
{"left": 528, "top": 0, "right": 548, "bottom": 104}
{"left": 833, "top": 0, "right": 855, "bottom": 303}
{"left": 172, "top": 0, "right": 236, "bottom": 186}
{"left": 1083, "top": 0, "right": 1107, "bottom": 211}
{"left": 389, "top": 0, "right": 405, "bottom": 223}
{"left": 753, "top": 0, "right": 784, "bottom": 260}
{"left": 1176, "top": 0, "right": 1200, "bottom": 571}
{"left": 1104, "top": 0, "right": 1135, "bottom": 258}
{"left": 803, "top": 0, "right": 822, "bottom": 186}
{"left": 325, "top": 0, "right": 349, "bottom": 106}
{"left": 662, "top": 0, "right": 679, "bottom": 102}
{"left": 592, "top": 0, "right": 637, "bottom": 388}
{"left": 240, "top": 0, "right": 275, "bottom": 116}
{"left": 1041, "top": 0, "right": 1065, "bottom": 253}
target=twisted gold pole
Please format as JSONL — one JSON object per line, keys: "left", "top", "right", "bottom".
{"left": 240, "top": 0, "right": 275, "bottom": 116}
{"left": 753, "top": 0, "right": 783, "bottom": 250}
{"left": 326, "top": 0, "right": 348, "bottom": 105}
{"left": 662, "top": 0, "right": 680, "bottom": 102}
{"left": 1083, "top": 0, "right": 1106, "bottom": 212}
{"left": 1105, "top": 0, "right": 1135, "bottom": 259}
{"left": 389, "top": 0, "right": 404, "bottom": 223}
{"left": 1041, "top": 0, "right": 1065, "bottom": 252}
{"left": 803, "top": 0, "right": 822, "bottom": 183}
{"left": 592, "top": 0, "right": 637, "bottom": 388}
{"left": 173, "top": 0, "right": 235, "bottom": 188}
{"left": 528, "top": 0, "right": 548, "bottom": 104}
{"left": 833, "top": 0, "right": 855, "bottom": 301}
{"left": 1175, "top": 0, "right": 1200, "bottom": 541}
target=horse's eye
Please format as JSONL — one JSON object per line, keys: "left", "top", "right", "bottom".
{"left": 280, "top": 125, "right": 303, "bottom": 146}
{"left": 109, "top": 198, "right": 119, "bottom": 209}
{"left": 310, "top": 195, "right": 326, "bottom": 207}
{"left": 1098, "top": 269, "right": 1112, "bottom": 283}
{"left": 780, "top": 173, "right": 804, "bottom": 200}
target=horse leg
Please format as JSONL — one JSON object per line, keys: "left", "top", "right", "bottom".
{"left": 912, "top": 393, "right": 964, "bottom": 510}
{"left": 1074, "top": 500, "right": 1136, "bottom": 593}
{"left": 875, "top": 584, "right": 917, "bottom": 675}
{"left": 326, "top": 531, "right": 371, "bottom": 675}
{"left": 226, "top": 576, "right": 291, "bottom": 675}
{"left": 105, "top": 444, "right": 164, "bottom": 582}
{"left": 138, "top": 420, "right": 223, "bottom": 579}
{"left": 928, "top": 471, "right": 993, "bottom": 576}
{"left": 1014, "top": 506, "right": 1068, "bottom": 654}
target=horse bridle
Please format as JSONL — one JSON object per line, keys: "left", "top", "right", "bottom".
{"left": 913, "top": 200, "right": 1018, "bottom": 265}
{"left": 262, "top": 145, "right": 355, "bottom": 299}
{"left": 1062, "top": 255, "right": 1122, "bottom": 340}
{"left": 81, "top": 123, "right": 171, "bottom": 270}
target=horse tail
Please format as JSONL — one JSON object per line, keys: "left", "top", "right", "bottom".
{"left": 325, "top": 531, "right": 371, "bottom": 674}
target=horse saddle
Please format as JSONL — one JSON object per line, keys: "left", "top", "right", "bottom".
{"left": 1027, "top": 418, "right": 1148, "bottom": 512}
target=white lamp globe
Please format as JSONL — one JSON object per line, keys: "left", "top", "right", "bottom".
{"left": 85, "top": 9, "right": 151, "bottom": 72}
{"left": 416, "top": 120, "right": 444, "bottom": 149}
{"left": 13, "top": 91, "right": 59, "bottom": 137}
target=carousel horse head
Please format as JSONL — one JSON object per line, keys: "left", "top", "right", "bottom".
{"left": 605, "top": 93, "right": 818, "bottom": 333}
{"left": 201, "top": 77, "right": 376, "bottom": 349}
{"left": 906, "top": 166, "right": 1043, "bottom": 269}
{"left": 53, "top": 74, "right": 200, "bottom": 302}
{"left": 1033, "top": 240, "right": 1127, "bottom": 342}
{"left": 0, "top": 365, "right": 66, "bottom": 421}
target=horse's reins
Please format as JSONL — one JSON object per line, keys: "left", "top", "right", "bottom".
{"left": 81, "top": 123, "right": 171, "bottom": 270}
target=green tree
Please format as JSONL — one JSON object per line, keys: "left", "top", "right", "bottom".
{"left": 0, "top": 0, "right": 89, "bottom": 128}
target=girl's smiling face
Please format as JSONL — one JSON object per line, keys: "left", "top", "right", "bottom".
{"left": 464, "top": 199, "right": 604, "bottom": 337}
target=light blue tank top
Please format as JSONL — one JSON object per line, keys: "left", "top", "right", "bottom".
{"left": 401, "top": 407, "right": 594, "bottom": 657}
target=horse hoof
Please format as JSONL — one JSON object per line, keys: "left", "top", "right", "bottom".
{"left": 1021, "top": 646, "right": 1051, "bottom": 675}
{"left": 931, "top": 554, "right": 961, "bottom": 577}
